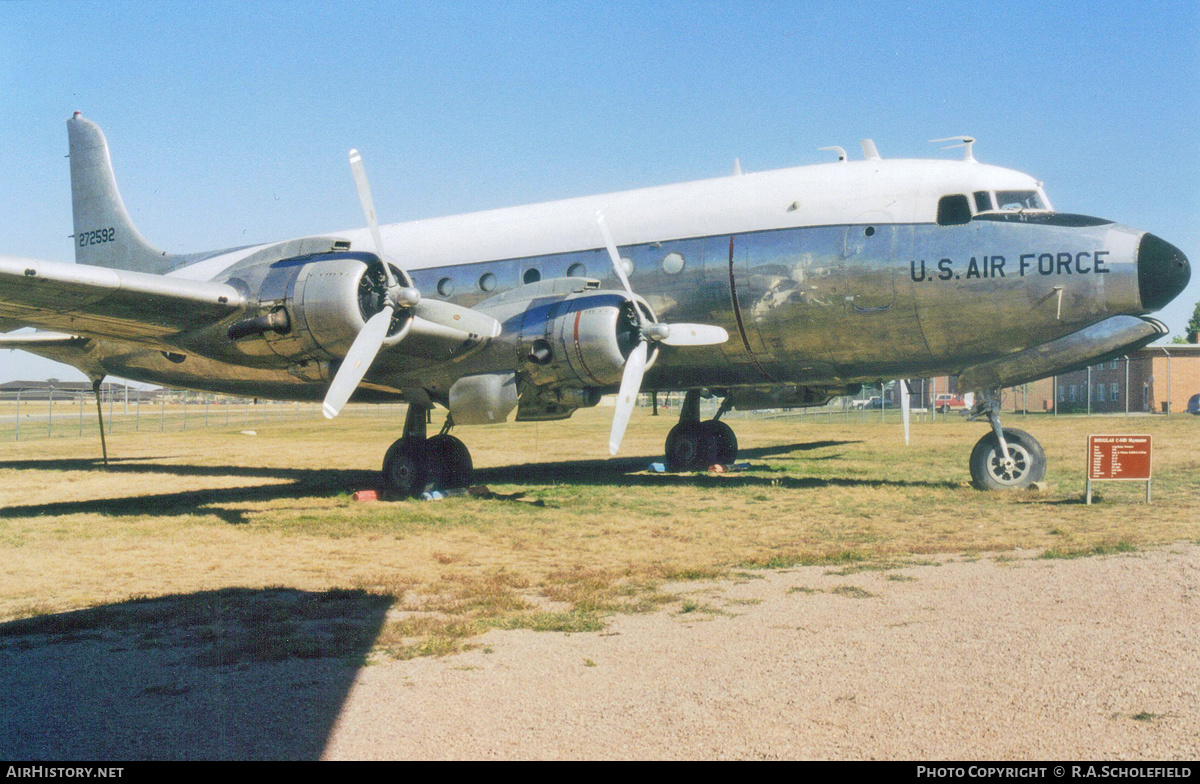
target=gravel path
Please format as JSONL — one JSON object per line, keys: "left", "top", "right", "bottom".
{"left": 3, "top": 545, "right": 1196, "bottom": 759}
{"left": 323, "top": 545, "right": 1200, "bottom": 760}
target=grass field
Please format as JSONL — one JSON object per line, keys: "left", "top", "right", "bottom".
{"left": 1, "top": 404, "right": 1196, "bottom": 660}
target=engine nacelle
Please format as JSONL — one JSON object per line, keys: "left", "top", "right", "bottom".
{"left": 516, "top": 290, "right": 657, "bottom": 390}
{"left": 228, "top": 251, "right": 406, "bottom": 363}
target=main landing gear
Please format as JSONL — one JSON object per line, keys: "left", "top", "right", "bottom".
{"left": 663, "top": 390, "right": 739, "bottom": 471}
{"left": 967, "top": 392, "right": 1046, "bottom": 491}
{"left": 381, "top": 404, "right": 473, "bottom": 496}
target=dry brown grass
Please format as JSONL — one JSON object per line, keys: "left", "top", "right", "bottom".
{"left": 0, "top": 404, "right": 1196, "bottom": 658}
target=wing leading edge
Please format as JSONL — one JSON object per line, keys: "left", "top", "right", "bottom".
{"left": 0, "top": 255, "right": 246, "bottom": 341}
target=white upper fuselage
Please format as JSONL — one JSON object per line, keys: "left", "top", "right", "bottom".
{"left": 170, "top": 157, "right": 1046, "bottom": 282}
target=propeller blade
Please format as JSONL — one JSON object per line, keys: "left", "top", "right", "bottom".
{"left": 656, "top": 323, "right": 729, "bottom": 347}
{"left": 899, "top": 379, "right": 911, "bottom": 446}
{"left": 349, "top": 149, "right": 398, "bottom": 290}
{"left": 595, "top": 210, "right": 638, "bottom": 303}
{"left": 608, "top": 339, "right": 649, "bottom": 455}
{"left": 412, "top": 298, "right": 502, "bottom": 338}
{"left": 322, "top": 306, "right": 394, "bottom": 419}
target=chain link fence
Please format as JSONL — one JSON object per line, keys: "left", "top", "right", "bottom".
{"left": 0, "top": 386, "right": 410, "bottom": 443}
{"left": 0, "top": 378, "right": 1164, "bottom": 445}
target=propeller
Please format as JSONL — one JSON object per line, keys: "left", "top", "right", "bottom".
{"left": 595, "top": 210, "right": 729, "bottom": 454}
{"left": 899, "top": 379, "right": 911, "bottom": 445}
{"left": 322, "top": 149, "right": 499, "bottom": 419}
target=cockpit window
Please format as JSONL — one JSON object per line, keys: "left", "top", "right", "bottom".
{"left": 973, "top": 191, "right": 993, "bottom": 213}
{"left": 995, "top": 190, "right": 1045, "bottom": 210}
{"left": 936, "top": 194, "right": 972, "bottom": 226}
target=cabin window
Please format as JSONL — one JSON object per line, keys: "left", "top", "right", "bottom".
{"left": 479, "top": 272, "right": 497, "bottom": 292}
{"left": 995, "top": 190, "right": 1045, "bottom": 210}
{"left": 567, "top": 262, "right": 587, "bottom": 277}
{"left": 973, "top": 191, "right": 993, "bottom": 212}
{"left": 437, "top": 277, "right": 454, "bottom": 297}
{"left": 936, "top": 194, "right": 971, "bottom": 226}
{"left": 523, "top": 268, "right": 541, "bottom": 285}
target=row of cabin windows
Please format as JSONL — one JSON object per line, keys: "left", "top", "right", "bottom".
{"left": 432, "top": 253, "right": 687, "bottom": 298}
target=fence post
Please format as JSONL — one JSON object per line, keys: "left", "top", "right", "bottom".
{"left": 1087, "top": 366, "right": 1092, "bottom": 416}
{"left": 1165, "top": 348, "right": 1172, "bottom": 415}
{"left": 1124, "top": 356, "right": 1130, "bottom": 417}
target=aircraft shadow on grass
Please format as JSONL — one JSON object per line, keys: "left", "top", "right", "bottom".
{"left": 0, "top": 439, "right": 957, "bottom": 523}
{"left": 0, "top": 587, "right": 392, "bottom": 760}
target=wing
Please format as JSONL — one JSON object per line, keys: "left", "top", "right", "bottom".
{"left": 0, "top": 255, "right": 245, "bottom": 341}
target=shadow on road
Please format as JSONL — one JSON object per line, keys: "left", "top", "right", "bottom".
{"left": 0, "top": 587, "right": 392, "bottom": 760}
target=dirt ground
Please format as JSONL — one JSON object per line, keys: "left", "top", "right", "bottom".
{"left": 4, "top": 544, "right": 1197, "bottom": 760}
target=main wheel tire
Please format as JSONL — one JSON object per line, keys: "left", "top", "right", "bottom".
{"left": 699, "top": 420, "right": 738, "bottom": 465}
{"left": 665, "top": 422, "right": 706, "bottom": 472}
{"left": 381, "top": 437, "right": 429, "bottom": 497}
{"left": 968, "top": 428, "right": 1046, "bottom": 490}
{"left": 425, "top": 433, "right": 473, "bottom": 489}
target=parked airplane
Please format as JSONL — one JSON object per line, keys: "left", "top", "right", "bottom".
{"left": 0, "top": 115, "right": 1190, "bottom": 493}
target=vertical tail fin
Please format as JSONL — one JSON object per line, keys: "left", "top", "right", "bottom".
{"left": 68, "top": 112, "right": 178, "bottom": 274}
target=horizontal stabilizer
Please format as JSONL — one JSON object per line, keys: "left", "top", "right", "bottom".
{"left": 0, "top": 330, "right": 86, "bottom": 349}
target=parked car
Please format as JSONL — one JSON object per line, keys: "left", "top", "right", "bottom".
{"left": 850, "top": 396, "right": 881, "bottom": 410}
{"left": 1188, "top": 393, "right": 1200, "bottom": 415}
{"left": 933, "top": 393, "right": 970, "bottom": 413}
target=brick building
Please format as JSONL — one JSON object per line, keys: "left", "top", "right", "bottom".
{"left": 929, "top": 344, "right": 1200, "bottom": 415}
{"left": 1054, "top": 345, "right": 1200, "bottom": 414}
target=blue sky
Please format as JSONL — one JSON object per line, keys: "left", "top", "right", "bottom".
{"left": 2, "top": 0, "right": 1197, "bottom": 383}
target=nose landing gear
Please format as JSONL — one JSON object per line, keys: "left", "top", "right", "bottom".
{"left": 663, "top": 390, "right": 739, "bottom": 471}
{"left": 967, "top": 392, "right": 1046, "bottom": 490}
{"left": 381, "top": 404, "right": 473, "bottom": 496}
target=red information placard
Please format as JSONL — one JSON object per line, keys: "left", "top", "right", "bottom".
{"left": 1087, "top": 434, "right": 1152, "bottom": 481}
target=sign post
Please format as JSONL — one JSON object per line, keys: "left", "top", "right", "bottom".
{"left": 1086, "top": 434, "right": 1152, "bottom": 504}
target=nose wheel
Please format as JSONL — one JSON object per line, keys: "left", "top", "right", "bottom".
{"left": 968, "top": 425, "right": 1046, "bottom": 490}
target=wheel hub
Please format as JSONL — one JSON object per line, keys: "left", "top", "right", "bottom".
{"left": 988, "top": 445, "right": 1030, "bottom": 485}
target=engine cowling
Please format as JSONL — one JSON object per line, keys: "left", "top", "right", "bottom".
{"left": 228, "top": 251, "right": 407, "bottom": 363}
{"left": 516, "top": 290, "right": 657, "bottom": 390}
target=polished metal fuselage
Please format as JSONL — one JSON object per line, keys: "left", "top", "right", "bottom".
{"left": 71, "top": 213, "right": 1145, "bottom": 404}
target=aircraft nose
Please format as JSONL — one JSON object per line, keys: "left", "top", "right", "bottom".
{"left": 1138, "top": 233, "right": 1190, "bottom": 311}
